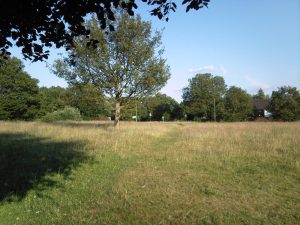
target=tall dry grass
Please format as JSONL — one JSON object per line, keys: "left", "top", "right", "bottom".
{"left": 0, "top": 121, "right": 299, "bottom": 225}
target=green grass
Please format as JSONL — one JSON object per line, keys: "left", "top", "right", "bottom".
{"left": 0, "top": 121, "right": 299, "bottom": 225}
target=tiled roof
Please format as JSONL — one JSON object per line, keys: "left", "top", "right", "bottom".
{"left": 253, "top": 99, "right": 270, "bottom": 110}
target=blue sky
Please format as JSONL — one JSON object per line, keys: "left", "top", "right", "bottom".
{"left": 11, "top": 0, "right": 300, "bottom": 102}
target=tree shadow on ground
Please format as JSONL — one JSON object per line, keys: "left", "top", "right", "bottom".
{"left": 0, "top": 132, "right": 90, "bottom": 202}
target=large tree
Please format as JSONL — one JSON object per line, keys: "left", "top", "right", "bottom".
{"left": 53, "top": 13, "right": 170, "bottom": 126}
{"left": 0, "top": 0, "right": 210, "bottom": 62}
{"left": 269, "top": 86, "right": 300, "bottom": 121}
{"left": 0, "top": 57, "right": 40, "bottom": 120}
{"left": 182, "top": 73, "right": 226, "bottom": 121}
{"left": 224, "top": 86, "right": 253, "bottom": 121}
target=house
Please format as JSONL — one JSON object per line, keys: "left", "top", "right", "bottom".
{"left": 253, "top": 99, "right": 272, "bottom": 118}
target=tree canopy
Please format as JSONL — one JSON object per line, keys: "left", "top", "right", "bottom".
{"left": 0, "top": 0, "right": 210, "bottom": 62}
{"left": 66, "top": 84, "right": 110, "bottom": 119}
{"left": 224, "top": 86, "right": 253, "bottom": 121}
{"left": 269, "top": 86, "right": 300, "bottom": 121}
{"left": 38, "top": 86, "right": 68, "bottom": 117}
{"left": 143, "top": 93, "right": 183, "bottom": 121}
{"left": 120, "top": 94, "right": 182, "bottom": 121}
{"left": 182, "top": 73, "right": 226, "bottom": 121}
{"left": 53, "top": 13, "right": 170, "bottom": 126}
{"left": 0, "top": 57, "right": 40, "bottom": 120}
{"left": 253, "top": 88, "right": 267, "bottom": 100}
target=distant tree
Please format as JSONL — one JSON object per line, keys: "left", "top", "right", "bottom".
{"left": 66, "top": 84, "right": 110, "bottom": 119}
{"left": 53, "top": 14, "right": 170, "bottom": 126}
{"left": 120, "top": 94, "right": 182, "bottom": 121}
{"left": 143, "top": 94, "right": 183, "bottom": 121}
{"left": 38, "top": 86, "right": 68, "bottom": 117}
{"left": 253, "top": 88, "right": 266, "bottom": 100}
{"left": 182, "top": 73, "right": 227, "bottom": 121}
{"left": 0, "top": 57, "right": 40, "bottom": 120}
{"left": 120, "top": 99, "right": 148, "bottom": 121}
{"left": 269, "top": 86, "right": 300, "bottom": 121}
{"left": 224, "top": 86, "right": 253, "bottom": 121}
{"left": 0, "top": 0, "right": 210, "bottom": 62}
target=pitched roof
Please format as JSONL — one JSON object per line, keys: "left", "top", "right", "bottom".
{"left": 253, "top": 99, "right": 270, "bottom": 110}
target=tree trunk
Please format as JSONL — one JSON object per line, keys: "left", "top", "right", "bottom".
{"left": 213, "top": 97, "right": 216, "bottom": 122}
{"left": 114, "top": 101, "right": 121, "bottom": 127}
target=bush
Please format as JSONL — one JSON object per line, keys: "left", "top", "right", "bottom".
{"left": 41, "top": 106, "right": 82, "bottom": 122}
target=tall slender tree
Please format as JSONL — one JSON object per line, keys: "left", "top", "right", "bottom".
{"left": 53, "top": 13, "right": 170, "bottom": 126}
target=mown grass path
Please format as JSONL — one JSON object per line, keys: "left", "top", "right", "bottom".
{"left": 0, "top": 121, "right": 299, "bottom": 225}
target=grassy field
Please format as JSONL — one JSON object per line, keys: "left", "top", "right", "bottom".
{"left": 0, "top": 121, "right": 299, "bottom": 225}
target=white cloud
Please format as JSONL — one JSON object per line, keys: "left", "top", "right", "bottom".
{"left": 244, "top": 75, "right": 272, "bottom": 91}
{"left": 188, "top": 65, "right": 228, "bottom": 76}
{"left": 188, "top": 65, "right": 216, "bottom": 74}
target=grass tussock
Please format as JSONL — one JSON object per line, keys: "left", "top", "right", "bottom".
{"left": 0, "top": 121, "right": 299, "bottom": 225}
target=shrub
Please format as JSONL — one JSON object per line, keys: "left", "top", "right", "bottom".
{"left": 41, "top": 106, "right": 82, "bottom": 122}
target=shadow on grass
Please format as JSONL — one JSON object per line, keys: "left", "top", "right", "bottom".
{"left": 0, "top": 132, "right": 90, "bottom": 202}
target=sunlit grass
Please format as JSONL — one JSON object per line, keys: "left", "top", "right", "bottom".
{"left": 0, "top": 121, "right": 299, "bottom": 224}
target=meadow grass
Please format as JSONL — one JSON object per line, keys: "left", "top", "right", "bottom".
{"left": 0, "top": 121, "right": 299, "bottom": 225}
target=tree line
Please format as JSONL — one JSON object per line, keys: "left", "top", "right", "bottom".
{"left": 182, "top": 73, "right": 300, "bottom": 122}
{"left": 1, "top": 56, "right": 299, "bottom": 122}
